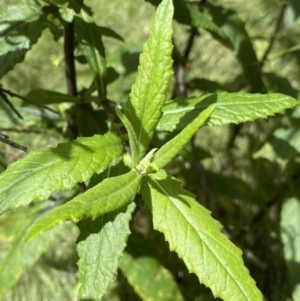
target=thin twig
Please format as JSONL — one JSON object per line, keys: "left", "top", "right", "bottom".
{"left": 260, "top": 4, "right": 287, "bottom": 69}
{"left": 0, "top": 87, "right": 59, "bottom": 115}
{"left": 0, "top": 90, "right": 23, "bottom": 119}
{"left": 0, "top": 133, "right": 28, "bottom": 152}
{"left": 0, "top": 127, "right": 42, "bottom": 134}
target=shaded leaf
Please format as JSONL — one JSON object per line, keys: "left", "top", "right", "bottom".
{"left": 27, "top": 89, "right": 80, "bottom": 105}
{"left": 141, "top": 169, "right": 263, "bottom": 301}
{"left": 206, "top": 3, "right": 266, "bottom": 93}
{"left": 75, "top": 17, "right": 107, "bottom": 101}
{"left": 96, "top": 26, "right": 124, "bottom": 42}
{"left": 208, "top": 171, "right": 264, "bottom": 207}
{"left": 27, "top": 169, "right": 141, "bottom": 239}
{"left": 157, "top": 92, "right": 298, "bottom": 132}
{"left": 77, "top": 202, "right": 136, "bottom": 300}
{"left": 120, "top": 233, "right": 184, "bottom": 301}
{"left": 152, "top": 104, "right": 215, "bottom": 169}
{"left": 67, "top": 104, "right": 108, "bottom": 136}
{"left": 124, "top": 0, "right": 174, "bottom": 164}
{"left": 0, "top": 132, "right": 124, "bottom": 214}
{"left": 188, "top": 78, "right": 225, "bottom": 93}
{"left": 0, "top": 205, "right": 58, "bottom": 298}
{"left": 0, "top": 5, "right": 44, "bottom": 78}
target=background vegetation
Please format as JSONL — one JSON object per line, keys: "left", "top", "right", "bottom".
{"left": 0, "top": 0, "right": 300, "bottom": 300}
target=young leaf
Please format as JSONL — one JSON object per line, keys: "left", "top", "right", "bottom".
{"left": 116, "top": 108, "right": 139, "bottom": 166}
{"left": 123, "top": 0, "right": 174, "bottom": 162}
{"left": 157, "top": 92, "right": 298, "bottom": 132}
{"left": 27, "top": 169, "right": 141, "bottom": 240}
{"left": 141, "top": 169, "right": 263, "bottom": 301}
{"left": 74, "top": 17, "right": 107, "bottom": 101}
{"left": 0, "top": 205, "right": 58, "bottom": 298}
{"left": 0, "top": 133, "right": 123, "bottom": 214}
{"left": 120, "top": 234, "right": 184, "bottom": 301}
{"left": 77, "top": 202, "right": 136, "bottom": 301}
{"left": 280, "top": 197, "right": 300, "bottom": 301}
{"left": 0, "top": 5, "right": 44, "bottom": 79}
{"left": 152, "top": 104, "right": 215, "bottom": 170}
{"left": 206, "top": 3, "right": 266, "bottom": 93}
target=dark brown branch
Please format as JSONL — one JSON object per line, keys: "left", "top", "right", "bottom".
{"left": 172, "top": 28, "right": 199, "bottom": 99}
{"left": 0, "top": 133, "right": 28, "bottom": 152}
{"left": 0, "top": 90, "right": 23, "bottom": 119}
{"left": 260, "top": 4, "right": 286, "bottom": 69}
{"left": 0, "top": 127, "right": 41, "bottom": 134}
{"left": 0, "top": 87, "right": 59, "bottom": 115}
{"left": 64, "top": 22, "right": 78, "bottom": 97}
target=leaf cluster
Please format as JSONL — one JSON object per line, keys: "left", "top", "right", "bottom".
{"left": 0, "top": 0, "right": 299, "bottom": 300}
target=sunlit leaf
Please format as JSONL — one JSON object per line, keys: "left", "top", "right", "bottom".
{"left": 152, "top": 104, "right": 214, "bottom": 169}
{"left": 77, "top": 202, "right": 136, "bottom": 300}
{"left": 27, "top": 169, "right": 141, "bottom": 239}
{"left": 124, "top": 0, "right": 174, "bottom": 164}
{"left": 0, "top": 133, "right": 124, "bottom": 214}
{"left": 116, "top": 108, "right": 139, "bottom": 167}
{"left": 141, "top": 169, "right": 263, "bottom": 301}
{"left": 157, "top": 92, "right": 298, "bottom": 132}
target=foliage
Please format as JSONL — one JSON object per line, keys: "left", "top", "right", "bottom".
{"left": 0, "top": 0, "right": 299, "bottom": 300}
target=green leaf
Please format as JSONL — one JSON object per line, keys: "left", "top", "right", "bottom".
{"left": 206, "top": 3, "right": 266, "bottom": 93}
{"left": 96, "top": 26, "right": 124, "bottom": 42}
{"left": 124, "top": 0, "right": 174, "bottom": 162}
{"left": 141, "top": 169, "right": 263, "bottom": 301}
{"left": 27, "top": 89, "right": 80, "bottom": 104}
{"left": 145, "top": 0, "right": 230, "bottom": 47}
{"left": 157, "top": 92, "right": 298, "bottom": 132}
{"left": 0, "top": 5, "right": 44, "bottom": 79}
{"left": 27, "top": 169, "right": 141, "bottom": 239}
{"left": 0, "top": 205, "right": 58, "bottom": 298}
{"left": 77, "top": 202, "right": 136, "bottom": 300}
{"left": 152, "top": 104, "right": 215, "bottom": 170}
{"left": 120, "top": 233, "right": 184, "bottom": 301}
{"left": 280, "top": 197, "right": 300, "bottom": 301}
{"left": 74, "top": 17, "right": 107, "bottom": 101}
{"left": 116, "top": 108, "right": 139, "bottom": 166}
{"left": 0, "top": 132, "right": 123, "bottom": 214}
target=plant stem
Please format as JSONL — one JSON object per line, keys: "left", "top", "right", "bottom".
{"left": 64, "top": 22, "right": 78, "bottom": 97}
